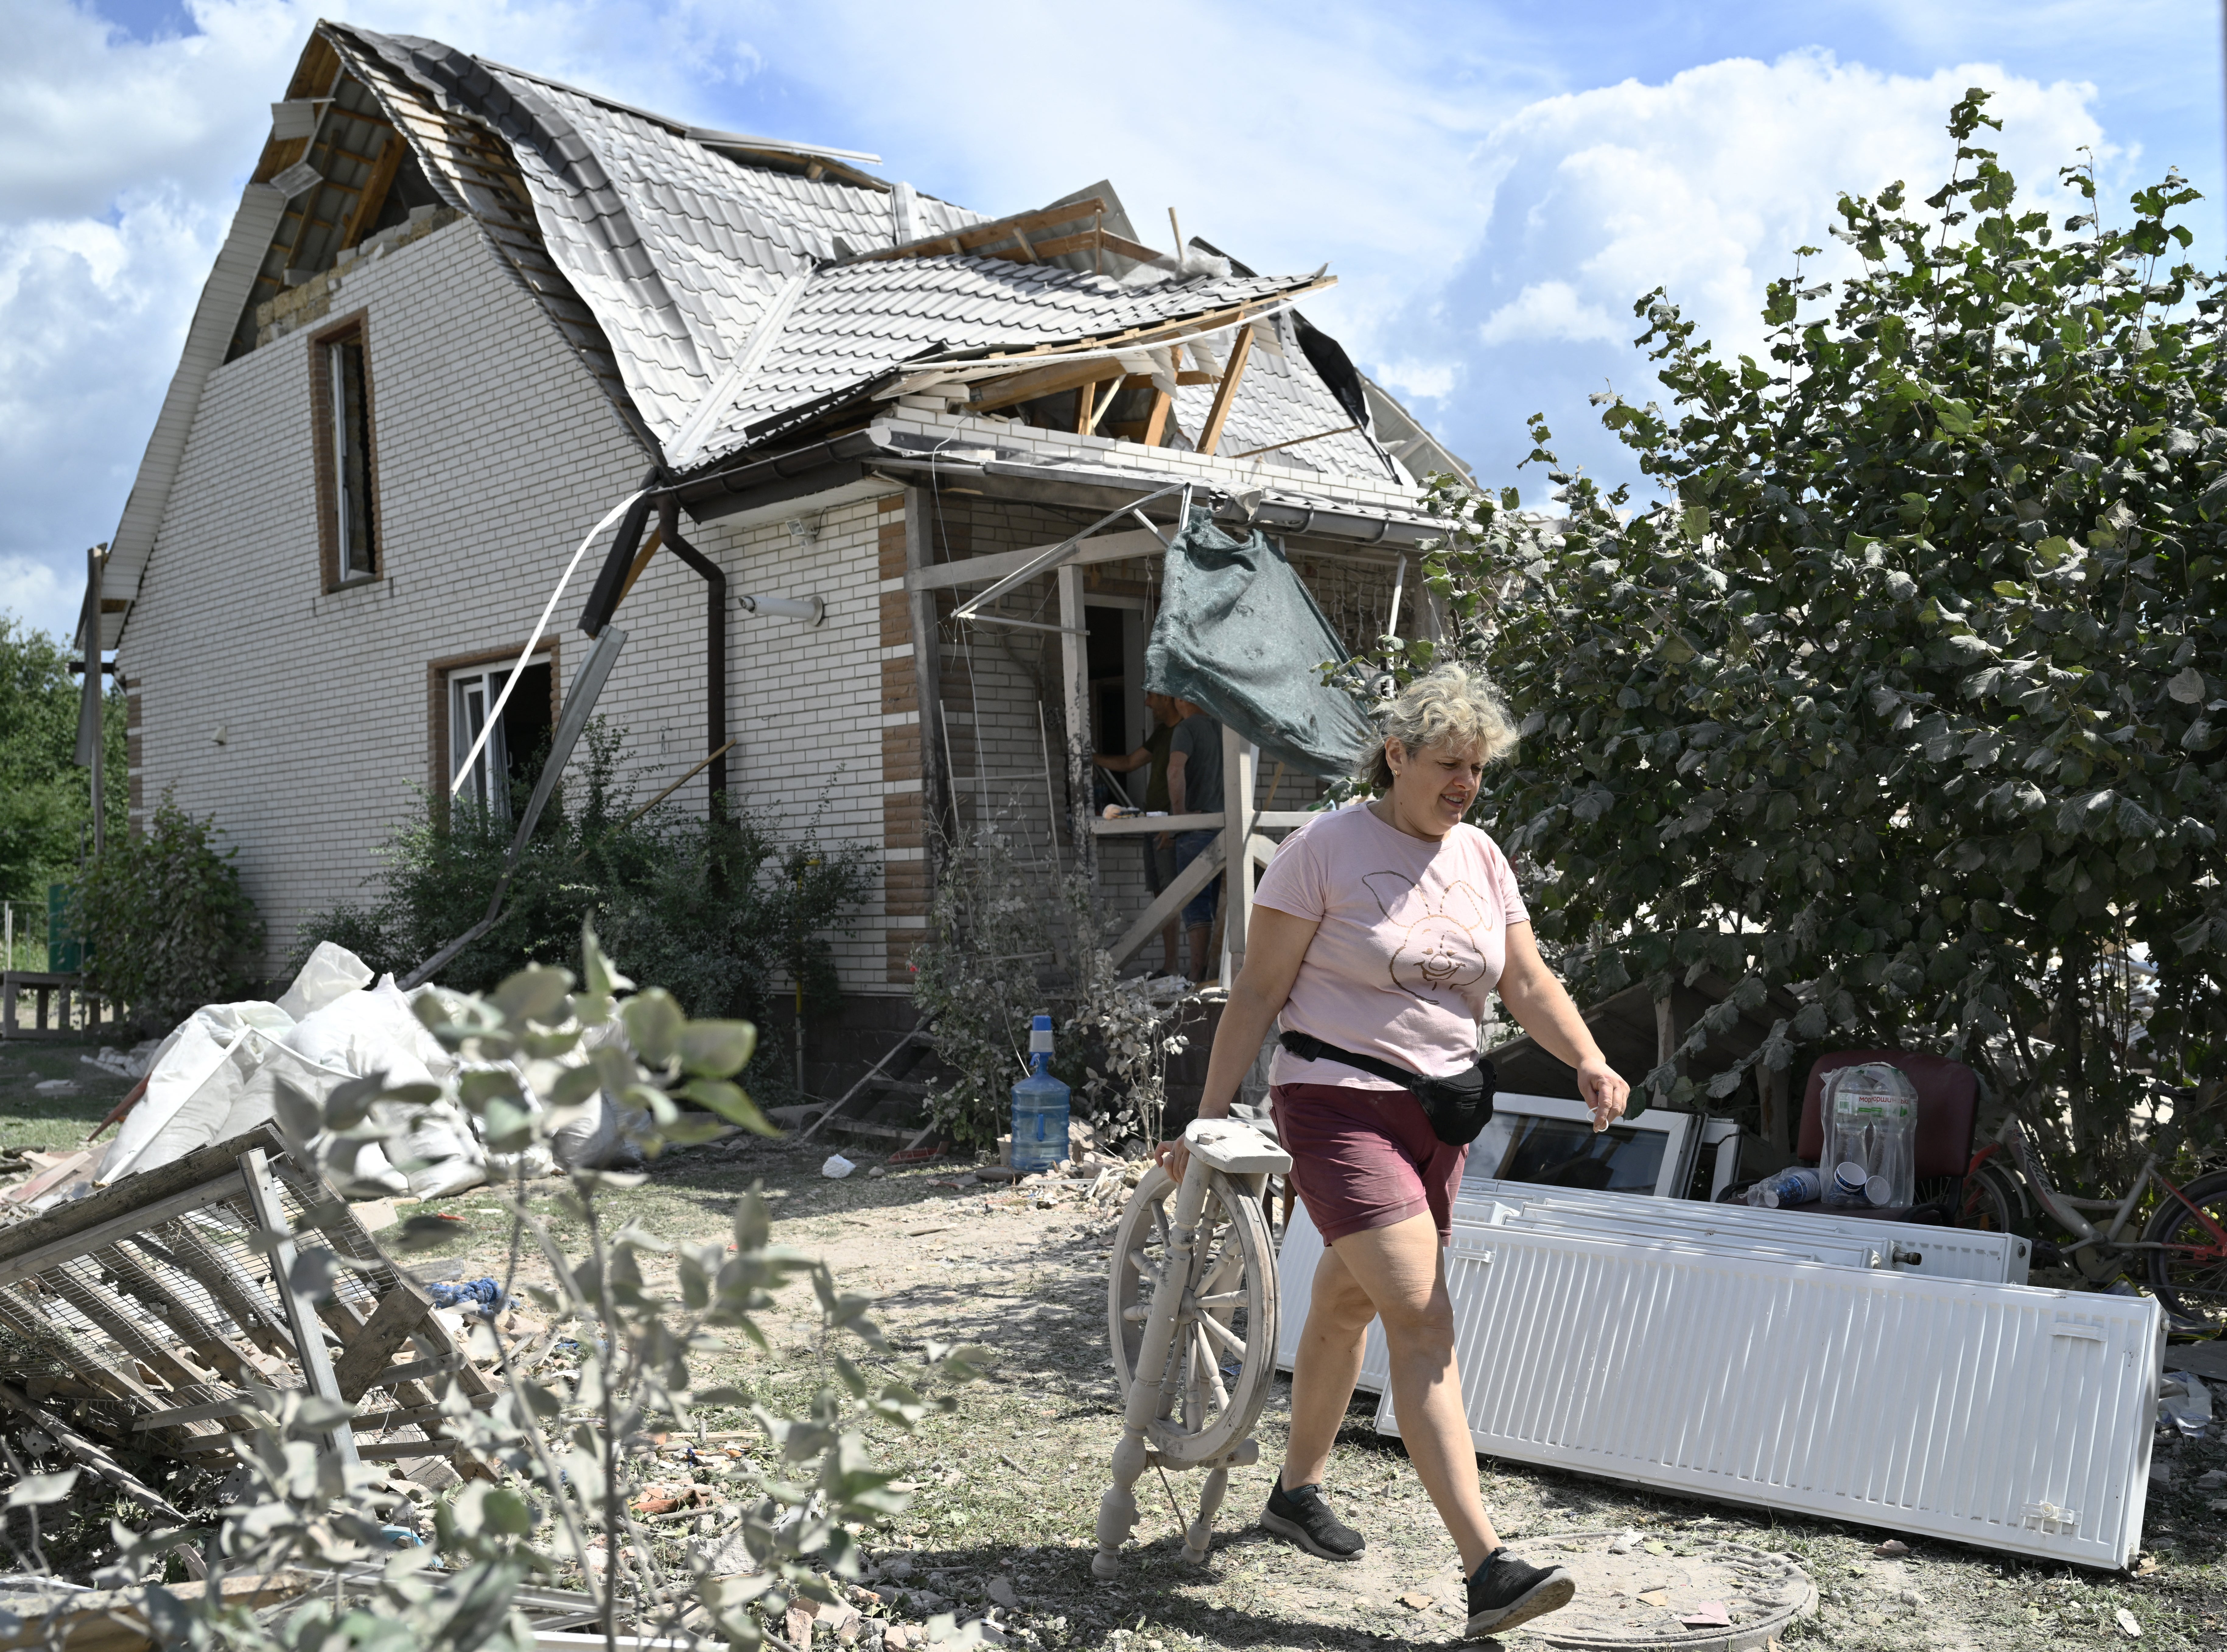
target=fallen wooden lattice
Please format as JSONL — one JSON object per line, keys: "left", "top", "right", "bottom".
{"left": 0, "top": 1123, "right": 494, "bottom": 1487}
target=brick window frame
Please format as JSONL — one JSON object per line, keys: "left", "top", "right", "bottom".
{"left": 309, "top": 308, "right": 382, "bottom": 592}
{"left": 426, "top": 640, "right": 560, "bottom": 801}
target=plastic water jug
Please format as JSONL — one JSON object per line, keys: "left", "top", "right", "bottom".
{"left": 1820, "top": 1063, "right": 1918, "bottom": 1208}
{"left": 1744, "top": 1166, "right": 1823, "bottom": 1208}
{"left": 1010, "top": 1010, "right": 1070, "bottom": 1174}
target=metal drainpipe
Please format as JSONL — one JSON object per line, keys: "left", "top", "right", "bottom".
{"left": 657, "top": 495, "right": 728, "bottom": 817}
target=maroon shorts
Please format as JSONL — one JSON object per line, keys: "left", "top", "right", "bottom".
{"left": 1269, "top": 1082, "right": 1468, "bottom": 1243}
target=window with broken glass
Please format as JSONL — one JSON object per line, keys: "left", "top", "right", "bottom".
{"left": 321, "top": 329, "right": 377, "bottom": 583}
{"left": 446, "top": 659, "right": 552, "bottom": 819}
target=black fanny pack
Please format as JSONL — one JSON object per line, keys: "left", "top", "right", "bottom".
{"left": 1278, "top": 1030, "right": 1496, "bottom": 1147}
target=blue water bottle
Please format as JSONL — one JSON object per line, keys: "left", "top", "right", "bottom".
{"left": 1010, "top": 1010, "right": 1070, "bottom": 1173}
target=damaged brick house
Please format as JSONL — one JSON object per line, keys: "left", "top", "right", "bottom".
{"left": 101, "top": 21, "right": 1469, "bottom": 1089}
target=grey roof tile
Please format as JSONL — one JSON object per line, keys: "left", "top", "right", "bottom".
{"left": 333, "top": 23, "right": 1391, "bottom": 485}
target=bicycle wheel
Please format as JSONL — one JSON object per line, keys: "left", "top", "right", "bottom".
{"left": 1955, "top": 1163, "right": 2021, "bottom": 1234}
{"left": 1108, "top": 1165, "right": 1279, "bottom": 1469}
{"left": 2144, "top": 1170, "right": 2227, "bottom": 1333}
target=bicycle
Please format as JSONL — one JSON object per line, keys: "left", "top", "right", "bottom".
{"left": 1959, "top": 1113, "right": 2227, "bottom": 1331}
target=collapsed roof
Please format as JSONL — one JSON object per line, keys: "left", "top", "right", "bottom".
{"left": 99, "top": 19, "right": 1466, "bottom": 646}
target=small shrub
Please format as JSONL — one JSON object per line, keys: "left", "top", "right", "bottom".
{"left": 295, "top": 723, "right": 871, "bottom": 1095}
{"left": 79, "top": 791, "right": 263, "bottom": 1027}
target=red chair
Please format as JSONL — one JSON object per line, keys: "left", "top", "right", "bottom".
{"left": 1791, "top": 1050, "right": 1981, "bottom": 1225}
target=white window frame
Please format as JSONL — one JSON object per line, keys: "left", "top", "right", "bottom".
{"left": 1461, "top": 1092, "right": 1697, "bottom": 1200}
{"left": 449, "top": 665, "right": 514, "bottom": 819}
{"left": 326, "top": 333, "right": 375, "bottom": 582}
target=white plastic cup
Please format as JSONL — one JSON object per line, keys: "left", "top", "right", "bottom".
{"left": 1865, "top": 1173, "right": 1893, "bottom": 1207}
{"left": 1832, "top": 1161, "right": 1871, "bottom": 1201}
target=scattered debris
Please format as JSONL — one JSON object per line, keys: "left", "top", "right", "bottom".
{"left": 1681, "top": 1602, "right": 1733, "bottom": 1629}
{"left": 2117, "top": 1606, "right": 2144, "bottom": 1637}
{"left": 823, "top": 1154, "right": 857, "bottom": 1179}
{"left": 1873, "top": 1539, "right": 1911, "bottom": 1558}
{"left": 31, "top": 1079, "right": 78, "bottom": 1094}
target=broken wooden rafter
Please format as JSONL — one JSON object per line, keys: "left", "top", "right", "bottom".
{"left": 1196, "top": 322, "right": 1256, "bottom": 456}
{"left": 1229, "top": 422, "right": 1359, "bottom": 460}
{"left": 1028, "top": 226, "right": 1167, "bottom": 266}
{"left": 974, "top": 356, "right": 1130, "bottom": 416}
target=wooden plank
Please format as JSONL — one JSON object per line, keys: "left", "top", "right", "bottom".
{"left": 1197, "top": 323, "right": 1255, "bottom": 457}
{"left": 154, "top": 1216, "right": 299, "bottom": 1361}
{"left": 972, "top": 356, "right": 1128, "bottom": 416}
{"left": 905, "top": 528, "right": 1166, "bottom": 593}
{"left": 102, "top": 1243, "right": 256, "bottom": 1386}
{"left": 238, "top": 1147, "right": 359, "bottom": 1468}
{"left": 0, "top": 1125, "right": 283, "bottom": 1271}
{"left": 1143, "top": 388, "right": 1172, "bottom": 447}
{"left": 331, "top": 1278, "right": 434, "bottom": 1403}
{"left": 335, "top": 125, "right": 404, "bottom": 251}
{"left": 1110, "top": 837, "right": 1225, "bottom": 967}
{"left": 1230, "top": 422, "right": 1358, "bottom": 460}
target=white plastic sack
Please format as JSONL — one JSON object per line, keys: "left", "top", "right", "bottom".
{"left": 283, "top": 991, "right": 439, "bottom": 1094}
{"left": 374, "top": 974, "right": 459, "bottom": 1081}
{"left": 551, "top": 1090, "right": 621, "bottom": 1171}
{"left": 97, "top": 1020, "right": 251, "bottom": 1182}
{"left": 219, "top": 1034, "right": 361, "bottom": 1142}
{"left": 408, "top": 1154, "right": 488, "bottom": 1199}
{"left": 488, "top": 1143, "right": 557, "bottom": 1182}
{"left": 276, "top": 941, "right": 374, "bottom": 1022}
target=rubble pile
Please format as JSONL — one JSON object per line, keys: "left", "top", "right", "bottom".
{"left": 2, "top": 941, "right": 642, "bottom": 1215}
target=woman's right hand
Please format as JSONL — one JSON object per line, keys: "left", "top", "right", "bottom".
{"left": 1154, "top": 1138, "right": 1190, "bottom": 1185}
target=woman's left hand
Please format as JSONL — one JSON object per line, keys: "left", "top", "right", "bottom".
{"left": 1576, "top": 1056, "right": 1630, "bottom": 1132}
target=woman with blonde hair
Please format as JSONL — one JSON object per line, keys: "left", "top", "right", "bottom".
{"left": 1159, "top": 662, "right": 1629, "bottom": 1637}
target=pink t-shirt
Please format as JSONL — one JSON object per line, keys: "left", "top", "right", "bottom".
{"left": 1254, "top": 801, "right": 1530, "bottom": 1089}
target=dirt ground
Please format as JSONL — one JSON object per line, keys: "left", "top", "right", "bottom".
{"left": 3, "top": 1045, "right": 2223, "bottom": 1648}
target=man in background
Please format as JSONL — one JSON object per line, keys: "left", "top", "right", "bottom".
{"left": 1096, "top": 693, "right": 1182, "bottom": 976}
{"left": 1165, "top": 698, "right": 1224, "bottom": 982}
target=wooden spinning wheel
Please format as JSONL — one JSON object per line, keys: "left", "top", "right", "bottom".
{"left": 1093, "top": 1117, "right": 1290, "bottom": 1578}
{"left": 1108, "top": 1164, "right": 1279, "bottom": 1468}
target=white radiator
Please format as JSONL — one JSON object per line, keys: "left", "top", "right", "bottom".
{"left": 1461, "top": 1177, "right": 2032, "bottom": 1286}
{"left": 1374, "top": 1226, "right": 2158, "bottom": 1568}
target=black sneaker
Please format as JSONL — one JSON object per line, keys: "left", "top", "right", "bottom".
{"left": 1259, "top": 1476, "right": 1365, "bottom": 1561}
{"left": 1463, "top": 1547, "right": 1575, "bottom": 1635}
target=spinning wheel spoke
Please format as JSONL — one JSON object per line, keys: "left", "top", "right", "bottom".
{"left": 1195, "top": 1290, "right": 1248, "bottom": 1309}
{"left": 1196, "top": 1325, "right": 1230, "bottom": 1411}
{"left": 1196, "top": 1311, "right": 1246, "bottom": 1360}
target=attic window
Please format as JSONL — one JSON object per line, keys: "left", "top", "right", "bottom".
{"left": 312, "top": 319, "right": 379, "bottom": 587}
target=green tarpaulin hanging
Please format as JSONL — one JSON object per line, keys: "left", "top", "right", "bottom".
{"left": 1143, "top": 511, "right": 1377, "bottom": 779}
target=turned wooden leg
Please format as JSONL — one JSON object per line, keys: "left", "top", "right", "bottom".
{"left": 1093, "top": 1432, "right": 1150, "bottom": 1580}
{"left": 1180, "top": 1465, "right": 1230, "bottom": 1566}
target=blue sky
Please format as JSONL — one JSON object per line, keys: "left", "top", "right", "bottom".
{"left": 2, "top": 0, "right": 2218, "bottom": 644}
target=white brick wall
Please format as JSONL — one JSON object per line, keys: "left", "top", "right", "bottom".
{"left": 116, "top": 220, "right": 899, "bottom": 993}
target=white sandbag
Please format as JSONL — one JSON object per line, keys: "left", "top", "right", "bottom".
{"left": 98, "top": 1021, "right": 251, "bottom": 1182}
{"left": 551, "top": 1089, "right": 620, "bottom": 1170}
{"left": 408, "top": 1154, "right": 488, "bottom": 1199}
{"left": 325, "top": 1135, "right": 410, "bottom": 1197}
{"left": 217, "top": 1034, "right": 360, "bottom": 1142}
{"left": 373, "top": 974, "right": 459, "bottom": 1081}
{"left": 190, "top": 1000, "right": 296, "bottom": 1042}
{"left": 383, "top": 1096, "right": 483, "bottom": 1175}
{"left": 283, "top": 991, "right": 438, "bottom": 1093}
{"left": 276, "top": 941, "right": 374, "bottom": 1022}
{"left": 487, "top": 1143, "right": 557, "bottom": 1182}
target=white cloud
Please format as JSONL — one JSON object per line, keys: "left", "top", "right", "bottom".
{"left": 0, "top": 552, "right": 78, "bottom": 644}
{"left": 1469, "top": 50, "right": 2110, "bottom": 368}
{"left": 1378, "top": 359, "right": 1458, "bottom": 402}
{"left": 1477, "top": 280, "right": 1620, "bottom": 347}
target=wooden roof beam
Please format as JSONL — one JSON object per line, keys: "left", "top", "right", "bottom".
{"left": 1196, "top": 323, "right": 1255, "bottom": 457}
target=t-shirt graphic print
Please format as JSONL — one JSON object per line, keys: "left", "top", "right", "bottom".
{"left": 1362, "top": 872, "right": 1497, "bottom": 1002}
{"left": 1254, "top": 802, "right": 1530, "bottom": 1090}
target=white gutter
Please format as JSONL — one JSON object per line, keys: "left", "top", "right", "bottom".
{"left": 103, "top": 181, "right": 290, "bottom": 648}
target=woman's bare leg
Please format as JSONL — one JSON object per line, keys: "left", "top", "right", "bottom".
{"left": 1320, "top": 1212, "right": 1498, "bottom": 1573}
{"left": 1281, "top": 1242, "right": 1376, "bottom": 1489}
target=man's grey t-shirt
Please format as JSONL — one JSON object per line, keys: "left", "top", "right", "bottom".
{"left": 1169, "top": 713, "right": 1223, "bottom": 813}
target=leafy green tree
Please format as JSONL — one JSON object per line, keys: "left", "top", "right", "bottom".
{"left": 1412, "top": 90, "right": 2225, "bottom": 1176}
{"left": 79, "top": 793, "right": 264, "bottom": 1027}
{"left": 0, "top": 616, "right": 124, "bottom": 926}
